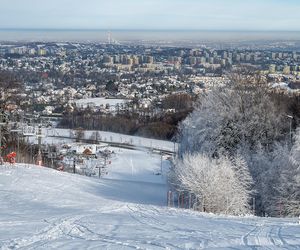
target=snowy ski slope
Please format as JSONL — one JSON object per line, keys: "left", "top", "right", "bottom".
{"left": 1, "top": 154, "right": 300, "bottom": 249}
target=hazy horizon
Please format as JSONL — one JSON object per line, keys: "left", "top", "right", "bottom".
{"left": 1, "top": 29, "right": 300, "bottom": 44}
{"left": 1, "top": 28, "right": 300, "bottom": 32}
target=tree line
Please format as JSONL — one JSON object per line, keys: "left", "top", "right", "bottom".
{"left": 170, "top": 69, "right": 300, "bottom": 217}
{"left": 59, "top": 94, "right": 193, "bottom": 140}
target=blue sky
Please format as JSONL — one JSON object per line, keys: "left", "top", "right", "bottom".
{"left": 0, "top": 0, "right": 299, "bottom": 30}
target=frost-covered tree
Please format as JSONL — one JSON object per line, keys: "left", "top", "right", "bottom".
{"left": 180, "top": 79, "right": 288, "bottom": 156}
{"left": 175, "top": 71, "right": 296, "bottom": 216}
{"left": 290, "top": 128, "right": 300, "bottom": 167}
{"left": 174, "top": 153, "right": 253, "bottom": 215}
{"left": 235, "top": 130, "right": 300, "bottom": 217}
{"left": 276, "top": 128, "right": 300, "bottom": 216}
{"left": 246, "top": 142, "right": 288, "bottom": 216}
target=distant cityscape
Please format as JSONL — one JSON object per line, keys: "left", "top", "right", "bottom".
{"left": 0, "top": 38, "right": 299, "bottom": 117}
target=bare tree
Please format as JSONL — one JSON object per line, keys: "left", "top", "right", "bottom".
{"left": 89, "top": 131, "right": 101, "bottom": 143}
{"left": 74, "top": 128, "right": 85, "bottom": 142}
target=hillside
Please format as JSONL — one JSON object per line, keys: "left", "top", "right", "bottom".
{"left": 1, "top": 159, "right": 300, "bottom": 249}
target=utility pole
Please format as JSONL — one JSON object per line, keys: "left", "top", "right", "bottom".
{"left": 30, "top": 143, "right": 33, "bottom": 164}
{"left": 73, "top": 157, "right": 76, "bottom": 174}
{"left": 286, "top": 115, "right": 293, "bottom": 144}
{"left": 98, "top": 164, "right": 101, "bottom": 178}
{"left": 36, "top": 125, "right": 43, "bottom": 166}
{"left": 0, "top": 122, "right": 2, "bottom": 161}
{"left": 99, "top": 154, "right": 108, "bottom": 178}
{"left": 0, "top": 111, "right": 7, "bottom": 163}
{"left": 0, "top": 123, "right": 2, "bottom": 164}
{"left": 160, "top": 152, "right": 163, "bottom": 175}
{"left": 173, "top": 141, "right": 176, "bottom": 158}
{"left": 17, "top": 132, "right": 19, "bottom": 162}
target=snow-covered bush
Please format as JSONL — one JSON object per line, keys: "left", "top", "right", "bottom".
{"left": 174, "top": 153, "right": 253, "bottom": 215}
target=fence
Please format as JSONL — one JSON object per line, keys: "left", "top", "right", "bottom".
{"left": 167, "top": 190, "right": 203, "bottom": 210}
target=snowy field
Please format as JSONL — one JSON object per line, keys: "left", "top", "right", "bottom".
{"left": 44, "top": 128, "right": 177, "bottom": 152}
{"left": 1, "top": 156, "right": 300, "bottom": 249}
{"left": 74, "top": 97, "right": 128, "bottom": 109}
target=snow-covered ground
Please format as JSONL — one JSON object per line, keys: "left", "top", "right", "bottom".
{"left": 74, "top": 97, "right": 128, "bottom": 109}
{"left": 1, "top": 157, "right": 300, "bottom": 249}
{"left": 43, "top": 128, "right": 177, "bottom": 152}
{"left": 104, "top": 148, "right": 169, "bottom": 183}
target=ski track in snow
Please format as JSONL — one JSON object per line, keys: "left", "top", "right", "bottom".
{"left": 241, "top": 222, "right": 299, "bottom": 250}
{"left": 1, "top": 163, "right": 300, "bottom": 250}
{"left": 242, "top": 224, "right": 278, "bottom": 249}
{"left": 3, "top": 212, "right": 147, "bottom": 250}
{"left": 127, "top": 204, "right": 210, "bottom": 249}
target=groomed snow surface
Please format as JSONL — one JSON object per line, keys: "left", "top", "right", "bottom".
{"left": 1, "top": 148, "right": 300, "bottom": 249}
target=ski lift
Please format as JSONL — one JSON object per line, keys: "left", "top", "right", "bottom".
{"left": 22, "top": 126, "right": 36, "bottom": 136}
{"left": 10, "top": 129, "right": 22, "bottom": 133}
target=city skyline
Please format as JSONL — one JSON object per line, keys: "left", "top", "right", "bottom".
{"left": 0, "top": 0, "right": 300, "bottom": 31}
